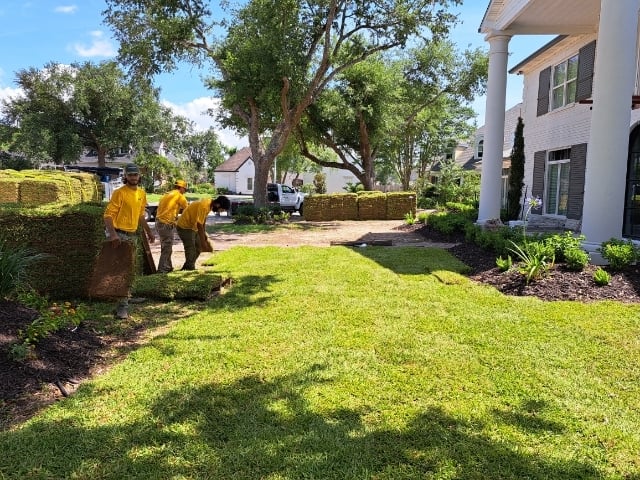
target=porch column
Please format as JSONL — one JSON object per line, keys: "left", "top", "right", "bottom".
{"left": 582, "top": 0, "right": 640, "bottom": 254}
{"left": 478, "top": 33, "right": 511, "bottom": 224}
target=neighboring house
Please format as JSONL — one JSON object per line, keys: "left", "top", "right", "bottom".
{"left": 433, "top": 102, "right": 522, "bottom": 208}
{"left": 214, "top": 147, "right": 255, "bottom": 194}
{"left": 478, "top": 0, "right": 638, "bottom": 257}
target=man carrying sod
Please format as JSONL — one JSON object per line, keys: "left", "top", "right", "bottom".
{"left": 155, "top": 179, "right": 188, "bottom": 273}
{"left": 176, "top": 195, "right": 230, "bottom": 270}
{"left": 103, "top": 163, "right": 156, "bottom": 319}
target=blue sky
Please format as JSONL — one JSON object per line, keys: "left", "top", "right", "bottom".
{"left": 0, "top": 1, "right": 553, "bottom": 148}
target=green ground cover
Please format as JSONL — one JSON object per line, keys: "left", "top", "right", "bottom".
{"left": 1, "top": 246, "right": 639, "bottom": 479}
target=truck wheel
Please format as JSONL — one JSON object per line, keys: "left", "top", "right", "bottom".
{"left": 298, "top": 203, "right": 303, "bottom": 216}
{"left": 144, "top": 208, "right": 153, "bottom": 222}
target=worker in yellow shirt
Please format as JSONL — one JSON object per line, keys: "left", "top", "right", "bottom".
{"left": 155, "top": 179, "right": 188, "bottom": 273}
{"left": 176, "top": 195, "right": 230, "bottom": 270}
{"left": 104, "top": 163, "right": 155, "bottom": 319}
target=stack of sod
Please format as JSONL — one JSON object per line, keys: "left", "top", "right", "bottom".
{"left": 386, "top": 191, "right": 417, "bottom": 220}
{"left": 303, "top": 194, "right": 332, "bottom": 221}
{"left": 356, "top": 191, "right": 386, "bottom": 220}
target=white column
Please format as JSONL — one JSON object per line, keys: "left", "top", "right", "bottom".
{"left": 582, "top": 0, "right": 640, "bottom": 254}
{"left": 478, "top": 33, "right": 511, "bottom": 224}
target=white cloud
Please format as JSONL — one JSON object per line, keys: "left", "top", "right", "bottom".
{"left": 54, "top": 5, "right": 78, "bottom": 14}
{"left": 162, "top": 97, "right": 247, "bottom": 149}
{"left": 72, "top": 31, "right": 117, "bottom": 58}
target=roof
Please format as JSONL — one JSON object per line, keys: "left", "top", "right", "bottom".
{"left": 215, "top": 147, "right": 252, "bottom": 172}
{"left": 509, "top": 35, "right": 567, "bottom": 74}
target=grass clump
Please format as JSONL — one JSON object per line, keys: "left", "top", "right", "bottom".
{"left": 132, "top": 270, "right": 225, "bottom": 300}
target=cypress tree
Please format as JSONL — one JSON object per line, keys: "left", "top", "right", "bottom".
{"left": 507, "top": 117, "right": 525, "bottom": 220}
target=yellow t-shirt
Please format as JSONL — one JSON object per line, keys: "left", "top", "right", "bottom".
{"left": 156, "top": 189, "right": 188, "bottom": 225}
{"left": 104, "top": 185, "right": 147, "bottom": 233}
{"left": 176, "top": 198, "right": 212, "bottom": 231}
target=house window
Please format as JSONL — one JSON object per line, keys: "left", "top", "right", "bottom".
{"left": 545, "top": 149, "right": 571, "bottom": 215}
{"left": 477, "top": 139, "right": 484, "bottom": 158}
{"left": 551, "top": 54, "right": 578, "bottom": 110}
{"left": 247, "top": 177, "right": 253, "bottom": 191}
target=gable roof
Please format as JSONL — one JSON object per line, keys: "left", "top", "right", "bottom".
{"left": 215, "top": 147, "right": 252, "bottom": 172}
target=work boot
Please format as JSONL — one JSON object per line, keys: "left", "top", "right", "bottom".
{"left": 115, "top": 304, "right": 129, "bottom": 319}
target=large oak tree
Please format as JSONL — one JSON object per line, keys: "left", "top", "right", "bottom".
{"left": 104, "top": 0, "right": 462, "bottom": 206}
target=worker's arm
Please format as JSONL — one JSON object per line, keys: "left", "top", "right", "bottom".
{"left": 104, "top": 216, "right": 120, "bottom": 246}
{"left": 140, "top": 216, "right": 155, "bottom": 243}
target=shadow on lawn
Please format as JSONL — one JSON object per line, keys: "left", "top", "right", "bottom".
{"left": 350, "top": 246, "right": 470, "bottom": 276}
{"left": 1, "top": 366, "right": 607, "bottom": 479}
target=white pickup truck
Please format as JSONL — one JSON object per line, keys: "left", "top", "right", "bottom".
{"left": 266, "top": 183, "right": 306, "bottom": 214}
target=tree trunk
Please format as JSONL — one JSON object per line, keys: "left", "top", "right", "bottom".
{"left": 97, "top": 147, "right": 107, "bottom": 168}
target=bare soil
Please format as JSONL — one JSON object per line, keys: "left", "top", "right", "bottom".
{"left": 3, "top": 219, "right": 640, "bottom": 429}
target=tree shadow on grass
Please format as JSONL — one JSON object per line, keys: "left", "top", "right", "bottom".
{"left": 0, "top": 365, "right": 607, "bottom": 479}
{"left": 348, "top": 246, "right": 471, "bottom": 276}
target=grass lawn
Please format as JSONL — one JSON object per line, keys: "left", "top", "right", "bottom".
{"left": 1, "top": 246, "right": 640, "bottom": 479}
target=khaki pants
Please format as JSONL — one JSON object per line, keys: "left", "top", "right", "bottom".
{"left": 156, "top": 221, "right": 176, "bottom": 273}
{"left": 176, "top": 226, "right": 201, "bottom": 270}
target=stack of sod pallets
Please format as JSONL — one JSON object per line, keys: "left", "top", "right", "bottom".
{"left": 327, "top": 193, "right": 358, "bottom": 220}
{"left": 356, "top": 191, "right": 387, "bottom": 220}
{"left": 386, "top": 191, "right": 417, "bottom": 220}
{"left": 0, "top": 169, "right": 102, "bottom": 207}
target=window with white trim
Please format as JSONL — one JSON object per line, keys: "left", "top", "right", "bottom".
{"left": 477, "top": 139, "right": 484, "bottom": 158}
{"left": 545, "top": 148, "right": 571, "bottom": 216}
{"left": 551, "top": 54, "right": 578, "bottom": 110}
{"left": 247, "top": 177, "right": 253, "bottom": 191}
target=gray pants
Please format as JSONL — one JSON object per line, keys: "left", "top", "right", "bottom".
{"left": 176, "top": 226, "right": 201, "bottom": 270}
{"left": 156, "top": 221, "right": 176, "bottom": 273}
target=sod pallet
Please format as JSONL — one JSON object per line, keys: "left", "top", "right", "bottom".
{"left": 357, "top": 192, "right": 387, "bottom": 220}
{"left": 386, "top": 192, "right": 417, "bottom": 220}
{"left": 303, "top": 194, "right": 332, "bottom": 221}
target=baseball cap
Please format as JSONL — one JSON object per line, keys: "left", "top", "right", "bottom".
{"left": 175, "top": 179, "right": 187, "bottom": 189}
{"left": 124, "top": 163, "right": 140, "bottom": 174}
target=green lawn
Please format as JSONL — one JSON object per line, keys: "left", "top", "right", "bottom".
{"left": 1, "top": 246, "right": 640, "bottom": 479}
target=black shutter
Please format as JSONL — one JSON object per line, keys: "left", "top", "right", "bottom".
{"left": 537, "top": 67, "right": 551, "bottom": 117}
{"left": 576, "top": 40, "right": 596, "bottom": 102}
{"left": 567, "top": 143, "right": 587, "bottom": 220}
{"left": 531, "top": 150, "right": 546, "bottom": 213}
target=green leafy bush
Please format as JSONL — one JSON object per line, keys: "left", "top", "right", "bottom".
{"left": 543, "top": 232, "right": 586, "bottom": 262}
{"left": 563, "top": 247, "right": 590, "bottom": 271}
{"left": 404, "top": 212, "right": 416, "bottom": 225}
{"left": 593, "top": 267, "right": 611, "bottom": 286}
{"left": 496, "top": 255, "right": 512, "bottom": 272}
{"left": 233, "top": 205, "right": 289, "bottom": 225}
{"left": 599, "top": 238, "right": 637, "bottom": 270}
{"left": 192, "top": 183, "right": 216, "bottom": 194}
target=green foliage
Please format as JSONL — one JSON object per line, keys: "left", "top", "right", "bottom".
{"left": 192, "top": 183, "right": 216, "bottom": 195}
{"left": 313, "top": 173, "right": 327, "bottom": 194}
{"left": 495, "top": 255, "right": 512, "bottom": 272}
{"left": 593, "top": 267, "right": 612, "bottom": 286}
{"left": 427, "top": 211, "right": 468, "bottom": 235}
{"left": 9, "top": 290, "right": 87, "bottom": 359}
{"left": 563, "top": 247, "right": 590, "bottom": 271}
{"left": 506, "top": 117, "right": 525, "bottom": 220}
{"left": 508, "top": 240, "right": 555, "bottom": 284}
{"left": 600, "top": 238, "right": 637, "bottom": 270}
{"left": 0, "top": 238, "right": 49, "bottom": 299}
{"left": 431, "top": 161, "right": 480, "bottom": 206}
{"left": 416, "top": 211, "right": 428, "bottom": 224}
{"left": 404, "top": 211, "right": 416, "bottom": 225}
{"left": 543, "top": 231, "right": 586, "bottom": 262}
{"left": 343, "top": 182, "right": 364, "bottom": 193}
{"left": 233, "top": 205, "right": 290, "bottom": 225}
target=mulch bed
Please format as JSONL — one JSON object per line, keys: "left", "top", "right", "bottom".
{"left": 3, "top": 225, "right": 640, "bottom": 430}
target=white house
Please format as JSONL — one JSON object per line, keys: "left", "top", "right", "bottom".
{"left": 213, "top": 147, "right": 255, "bottom": 194}
{"left": 214, "top": 147, "right": 356, "bottom": 194}
{"left": 478, "top": 0, "right": 640, "bottom": 257}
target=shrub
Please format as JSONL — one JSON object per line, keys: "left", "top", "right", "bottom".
{"left": 599, "top": 238, "right": 637, "bottom": 270}
{"left": 416, "top": 211, "right": 428, "bottom": 224}
{"left": 0, "top": 238, "right": 49, "bottom": 299}
{"left": 564, "top": 247, "right": 590, "bottom": 271}
{"left": 192, "top": 183, "right": 216, "bottom": 194}
{"left": 233, "top": 205, "right": 289, "bottom": 225}
{"left": 496, "top": 255, "right": 512, "bottom": 272}
{"left": 427, "top": 211, "right": 470, "bottom": 236}
{"left": 543, "top": 231, "right": 586, "bottom": 262}
{"left": 593, "top": 267, "right": 611, "bottom": 286}
{"left": 404, "top": 212, "right": 416, "bottom": 225}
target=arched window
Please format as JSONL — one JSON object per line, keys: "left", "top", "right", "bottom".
{"left": 477, "top": 139, "right": 484, "bottom": 158}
